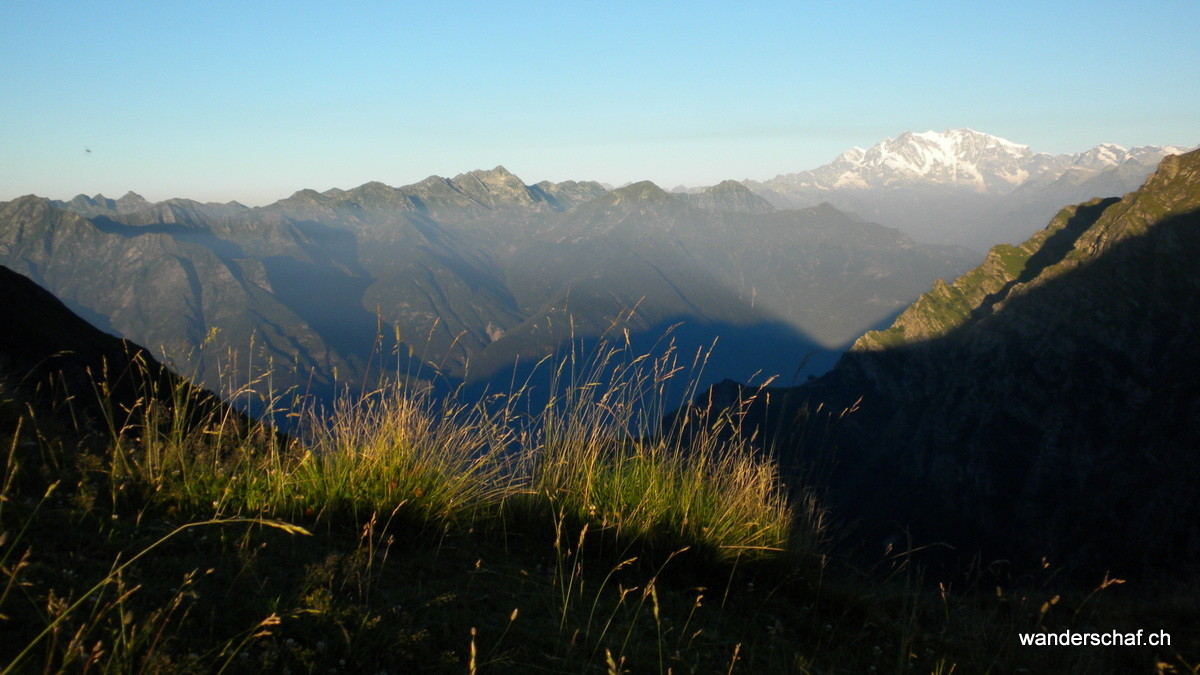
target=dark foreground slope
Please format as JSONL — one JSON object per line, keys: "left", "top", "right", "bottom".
{"left": 712, "top": 149, "right": 1200, "bottom": 577}
{"left": 0, "top": 264, "right": 260, "bottom": 445}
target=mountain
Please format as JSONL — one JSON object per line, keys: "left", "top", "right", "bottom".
{"left": 0, "top": 169, "right": 975, "bottom": 405}
{"left": 744, "top": 128, "right": 1192, "bottom": 250}
{"left": 762, "top": 129, "right": 1043, "bottom": 193}
{"left": 715, "top": 148, "right": 1200, "bottom": 576}
{"left": 678, "top": 180, "right": 776, "bottom": 213}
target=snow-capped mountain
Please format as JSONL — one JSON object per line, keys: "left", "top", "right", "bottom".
{"left": 756, "top": 128, "right": 1188, "bottom": 195}
{"left": 743, "top": 129, "right": 1192, "bottom": 249}
{"left": 795, "top": 129, "right": 1042, "bottom": 192}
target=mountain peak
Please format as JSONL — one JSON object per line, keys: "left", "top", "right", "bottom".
{"left": 280, "top": 188, "right": 328, "bottom": 207}
{"left": 354, "top": 180, "right": 394, "bottom": 190}
{"left": 749, "top": 130, "right": 1195, "bottom": 249}
{"left": 681, "top": 180, "right": 774, "bottom": 214}
{"left": 529, "top": 179, "right": 609, "bottom": 210}
{"left": 346, "top": 180, "right": 399, "bottom": 198}
{"left": 458, "top": 165, "right": 518, "bottom": 182}
{"left": 763, "top": 129, "right": 1194, "bottom": 200}
{"left": 806, "top": 128, "right": 1040, "bottom": 193}
{"left": 340, "top": 181, "right": 412, "bottom": 211}
{"left": 609, "top": 180, "right": 672, "bottom": 202}
{"left": 450, "top": 166, "right": 537, "bottom": 209}
{"left": 910, "top": 127, "right": 1028, "bottom": 148}
{"left": 115, "top": 191, "right": 150, "bottom": 211}
{"left": 710, "top": 179, "right": 750, "bottom": 192}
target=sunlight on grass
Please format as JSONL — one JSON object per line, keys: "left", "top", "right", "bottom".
{"left": 95, "top": 337, "right": 808, "bottom": 561}
{"left": 0, "top": 337, "right": 828, "bottom": 671}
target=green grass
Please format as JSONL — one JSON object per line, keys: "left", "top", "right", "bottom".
{"left": 990, "top": 243, "right": 1031, "bottom": 279}
{"left": 0, "top": 344, "right": 1197, "bottom": 672}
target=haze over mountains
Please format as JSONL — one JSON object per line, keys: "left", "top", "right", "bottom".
{"left": 742, "top": 128, "right": 1191, "bottom": 249}
{"left": 1, "top": 128, "right": 1185, "bottom": 410}
{"left": 0, "top": 165, "right": 973, "bottom": 405}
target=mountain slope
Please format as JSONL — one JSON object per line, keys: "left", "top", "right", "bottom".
{"left": 0, "top": 196, "right": 351, "bottom": 397}
{"left": 473, "top": 184, "right": 973, "bottom": 382}
{"left": 0, "top": 265, "right": 253, "bottom": 441}
{"left": 737, "top": 148, "right": 1200, "bottom": 575}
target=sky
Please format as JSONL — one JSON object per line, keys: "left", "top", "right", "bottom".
{"left": 2, "top": 0, "right": 1197, "bottom": 205}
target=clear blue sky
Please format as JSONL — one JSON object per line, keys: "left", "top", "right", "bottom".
{"left": 2, "top": 0, "right": 1197, "bottom": 205}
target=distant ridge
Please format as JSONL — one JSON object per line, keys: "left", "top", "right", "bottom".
{"left": 679, "top": 180, "right": 775, "bottom": 214}
{"left": 742, "top": 128, "right": 1192, "bottom": 249}
{"left": 751, "top": 128, "right": 1189, "bottom": 196}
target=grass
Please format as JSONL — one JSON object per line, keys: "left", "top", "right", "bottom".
{"left": 0, "top": 341, "right": 1197, "bottom": 672}
{"left": 990, "top": 243, "right": 1031, "bottom": 279}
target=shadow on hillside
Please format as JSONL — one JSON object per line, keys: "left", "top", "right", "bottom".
{"left": 262, "top": 219, "right": 380, "bottom": 359}
{"left": 972, "top": 197, "right": 1119, "bottom": 323}
{"left": 0, "top": 265, "right": 265, "bottom": 447}
{"left": 744, "top": 206, "right": 1200, "bottom": 580}
{"left": 92, "top": 212, "right": 389, "bottom": 373}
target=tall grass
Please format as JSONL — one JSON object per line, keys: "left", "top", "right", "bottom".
{"left": 93, "top": 338, "right": 809, "bottom": 562}
{"left": 0, "top": 337, "right": 817, "bottom": 670}
{"left": 528, "top": 331, "right": 819, "bottom": 561}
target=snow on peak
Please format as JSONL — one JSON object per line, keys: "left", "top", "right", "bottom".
{"left": 818, "top": 128, "right": 1036, "bottom": 192}
{"left": 765, "top": 129, "right": 1190, "bottom": 195}
{"left": 1074, "top": 143, "right": 1130, "bottom": 168}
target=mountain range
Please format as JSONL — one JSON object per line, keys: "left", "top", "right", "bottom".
{"left": 3, "top": 128, "right": 1186, "bottom": 414}
{"left": 0, "top": 167, "right": 975, "bottom": 406}
{"left": 4, "top": 139, "right": 1198, "bottom": 672}
{"left": 743, "top": 128, "right": 1191, "bottom": 250}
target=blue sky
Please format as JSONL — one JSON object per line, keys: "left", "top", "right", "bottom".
{"left": 2, "top": 0, "right": 1197, "bottom": 205}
